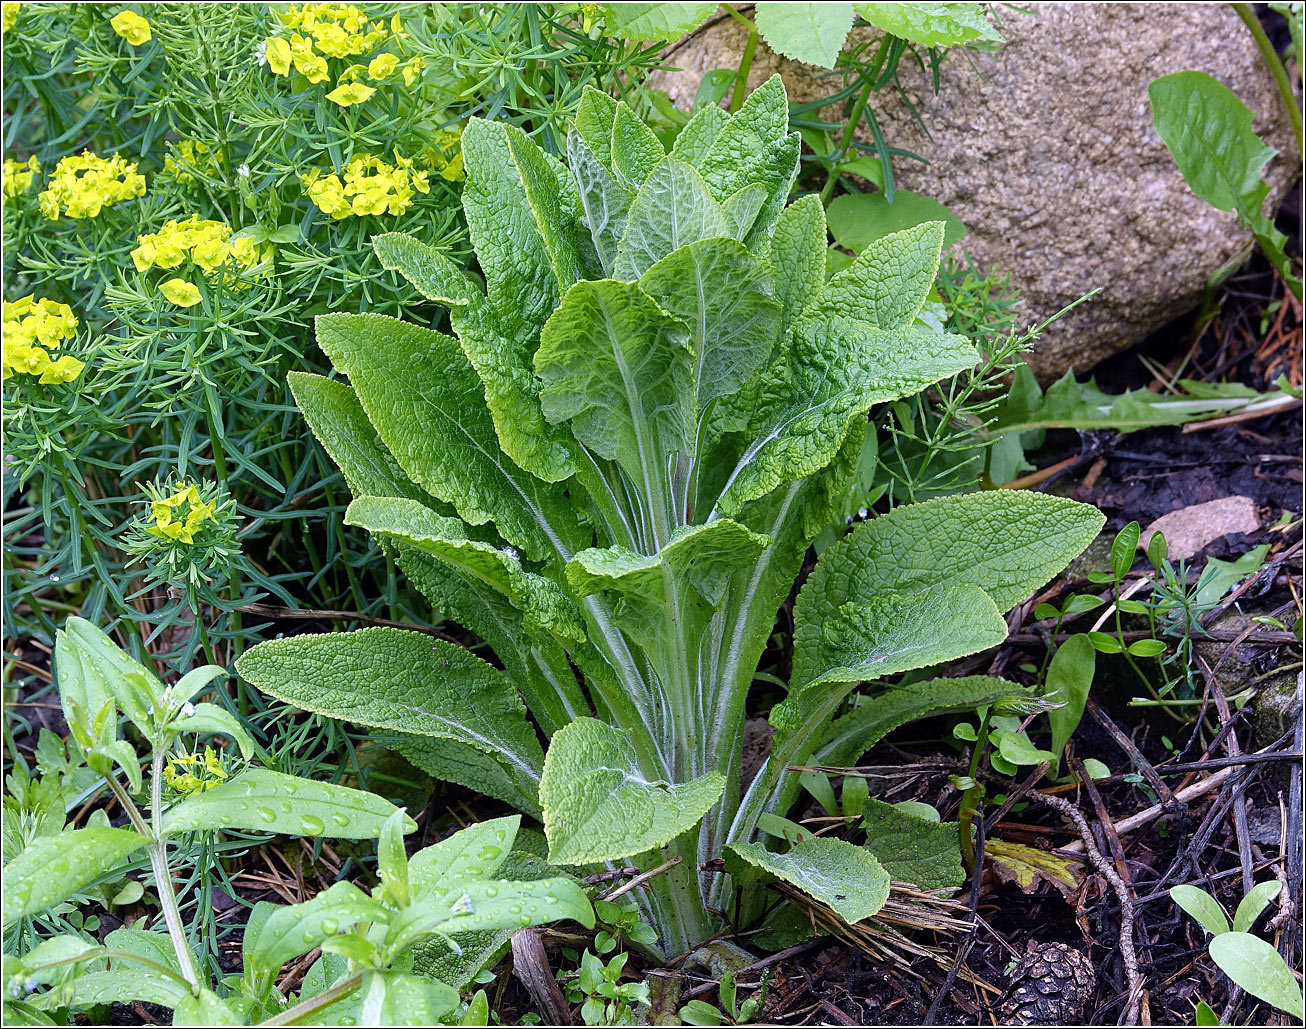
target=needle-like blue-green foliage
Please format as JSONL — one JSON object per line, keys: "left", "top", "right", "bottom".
{"left": 238, "top": 77, "right": 1104, "bottom": 955}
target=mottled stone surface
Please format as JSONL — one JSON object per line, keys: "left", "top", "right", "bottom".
{"left": 652, "top": 4, "right": 1300, "bottom": 380}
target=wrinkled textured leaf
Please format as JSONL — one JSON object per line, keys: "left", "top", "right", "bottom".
{"left": 793, "top": 490, "right": 1106, "bottom": 687}
{"left": 813, "top": 221, "right": 945, "bottom": 329}
{"left": 816, "top": 676, "right": 1048, "bottom": 767}
{"left": 613, "top": 158, "right": 728, "bottom": 280}
{"left": 236, "top": 628, "right": 546, "bottom": 803}
{"left": 537, "top": 279, "right": 694, "bottom": 493}
{"left": 315, "top": 313, "right": 582, "bottom": 560}
{"left": 861, "top": 797, "right": 964, "bottom": 891}
{"left": 639, "top": 238, "right": 781, "bottom": 413}
{"left": 769, "top": 194, "right": 828, "bottom": 333}
{"left": 540, "top": 718, "right": 725, "bottom": 865}
{"left": 602, "top": 2, "right": 717, "bottom": 41}
{"left": 727, "top": 836, "right": 889, "bottom": 922}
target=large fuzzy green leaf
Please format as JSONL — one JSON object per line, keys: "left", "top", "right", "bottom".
{"left": 567, "top": 131, "right": 633, "bottom": 277}
{"left": 714, "top": 316, "right": 976, "bottom": 514}
{"left": 638, "top": 237, "right": 782, "bottom": 414}
{"left": 315, "top": 312, "right": 582, "bottom": 561}
{"left": 769, "top": 194, "right": 828, "bottom": 333}
{"left": 345, "top": 495, "right": 586, "bottom": 646}
{"left": 567, "top": 520, "right": 770, "bottom": 609}
{"left": 460, "top": 118, "right": 576, "bottom": 338}
{"left": 813, "top": 221, "right": 944, "bottom": 329}
{"left": 696, "top": 76, "right": 800, "bottom": 239}
{"left": 726, "top": 836, "right": 889, "bottom": 922}
{"left": 3, "top": 828, "right": 150, "bottom": 926}
{"left": 602, "top": 2, "right": 717, "bottom": 41}
{"left": 860, "top": 798, "right": 964, "bottom": 891}
{"left": 372, "top": 233, "right": 578, "bottom": 483}
{"left": 754, "top": 3, "right": 856, "bottom": 68}
{"left": 396, "top": 737, "right": 542, "bottom": 818}
{"left": 236, "top": 628, "right": 546, "bottom": 804}
{"left": 288, "top": 373, "right": 435, "bottom": 507}
{"left": 613, "top": 158, "right": 728, "bottom": 280}
{"left": 793, "top": 491, "right": 1105, "bottom": 685}
{"left": 612, "top": 104, "right": 667, "bottom": 190}
{"left": 536, "top": 280, "right": 694, "bottom": 499}
{"left": 540, "top": 718, "right": 725, "bottom": 865}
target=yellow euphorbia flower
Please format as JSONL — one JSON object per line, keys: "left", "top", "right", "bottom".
{"left": 165, "top": 747, "right": 229, "bottom": 796}
{"left": 2, "top": 155, "right": 39, "bottom": 198}
{"left": 302, "top": 151, "right": 428, "bottom": 219}
{"left": 110, "top": 10, "right": 151, "bottom": 45}
{"left": 325, "top": 81, "right": 374, "bottom": 107}
{"left": 146, "top": 482, "right": 217, "bottom": 543}
{"left": 159, "top": 278, "right": 202, "bottom": 308}
{"left": 2, "top": 296, "right": 82, "bottom": 383}
{"left": 2, "top": 3, "right": 21, "bottom": 34}
{"left": 367, "top": 52, "right": 398, "bottom": 79}
{"left": 39, "top": 151, "right": 145, "bottom": 220}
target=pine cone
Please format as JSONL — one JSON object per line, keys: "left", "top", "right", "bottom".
{"left": 998, "top": 942, "right": 1096, "bottom": 1026}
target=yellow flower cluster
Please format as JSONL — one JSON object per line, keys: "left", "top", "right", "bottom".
{"left": 39, "top": 151, "right": 146, "bottom": 220}
{"left": 131, "top": 215, "right": 262, "bottom": 274}
{"left": 146, "top": 482, "right": 217, "bottom": 544}
{"left": 162, "top": 139, "right": 223, "bottom": 185}
{"left": 110, "top": 9, "right": 151, "bottom": 46}
{"left": 2, "top": 296, "right": 84, "bottom": 384}
{"left": 131, "top": 216, "right": 267, "bottom": 306}
{"left": 2, "top": 3, "right": 21, "bottom": 35}
{"left": 165, "top": 747, "right": 229, "bottom": 796}
{"left": 262, "top": 4, "right": 423, "bottom": 106}
{"left": 425, "top": 129, "right": 466, "bottom": 183}
{"left": 303, "top": 152, "right": 429, "bottom": 219}
{"left": 2, "top": 155, "right": 40, "bottom": 198}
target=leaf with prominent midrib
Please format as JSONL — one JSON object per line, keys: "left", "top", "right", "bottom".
{"left": 638, "top": 237, "right": 781, "bottom": 415}
{"left": 726, "top": 836, "right": 890, "bottom": 923}
{"left": 793, "top": 490, "right": 1106, "bottom": 686}
{"left": 754, "top": 3, "right": 856, "bottom": 68}
{"left": 536, "top": 280, "right": 694, "bottom": 498}
{"left": 567, "top": 131, "right": 633, "bottom": 277}
{"left": 345, "top": 495, "right": 586, "bottom": 645}
{"left": 814, "top": 675, "right": 1045, "bottom": 767}
{"left": 860, "top": 798, "right": 964, "bottom": 891}
{"left": 316, "top": 312, "right": 582, "bottom": 561}
{"left": 715, "top": 315, "right": 976, "bottom": 515}
{"left": 811, "top": 221, "right": 944, "bottom": 329}
{"left": 540, "top": 718, "right": 725, "bottom": 865}
{"left": 769, "top": 194, "right": 827, "bottom": 334}
{"left": 236, "top": 628, "right": 546, "bottom": 805}
{"left": 613, "top": 158, "right": 728, "bottom": 280}
{"left": 372, "top": 233, "right": 578, "bottom": 484}
{"left": 162, "top": 768, "right": 411, "bottom": 839}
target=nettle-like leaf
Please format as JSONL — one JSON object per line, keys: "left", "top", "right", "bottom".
{"left": 754, "top": 3, "right": 857, "bottom": 69}
{"left": 242, "top": 76, "right": 1102, "bottom": 954}
{"left": 727, "top": 836, "right": 890, "bottom": 923}
{"left": 540, "top": 718, "right": 726, "bottom": 866}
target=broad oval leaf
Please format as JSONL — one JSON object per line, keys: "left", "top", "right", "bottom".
{"left": 245, "top": 881, "right": 385, "bottom": 983}
{"left": 236, "top": 627, "right": 546, "bottom": 805}
{"left": 1171, "top": 884, "right": 1231, "bottom": 936}
{"left": 754, "top": 2, "right": 856, "bottom": 68}
{"left": 540, "top": 718, "right": 726, "bottom": 865}
{"left": 1208, "top": 931, "right": 1305, "bottom": 1020}
{"left": 854, "top": 2, "right": 1001, "bottom": 46}
{"left": 726, "top": 836, "right": 890, "bottom": 923}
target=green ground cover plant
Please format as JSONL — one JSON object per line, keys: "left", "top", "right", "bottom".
{"left": 236, "top": 77, "right": 1105, "bottom": 957}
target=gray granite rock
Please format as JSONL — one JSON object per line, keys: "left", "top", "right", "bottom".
{"left": 651, "top": 4, "right": 1300, "bottom": 380}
